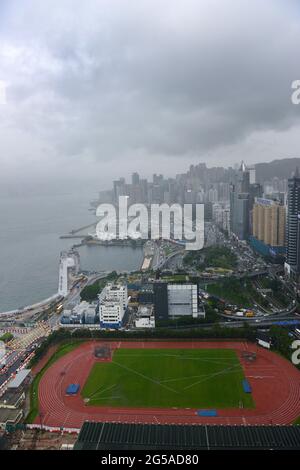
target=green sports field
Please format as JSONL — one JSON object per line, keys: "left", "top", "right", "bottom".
{"left": 82, "top": 348, "right": 254, "bottom": 409}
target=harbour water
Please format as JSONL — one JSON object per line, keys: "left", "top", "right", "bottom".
{"left": 0, "top": 192, "right": 143, "bottom": 312}
{"left": 78, "top": 244, "right": 143, "bottom": 273}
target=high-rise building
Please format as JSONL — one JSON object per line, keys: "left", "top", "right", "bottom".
{"left": 131, "top": 172, "right": 140, "bottom": 185}
{"left": 153, "top": 283, "right": 168, "bottom": 321}
{"left": 249, "top": 183, "right": 263, "bottom": 210}
{"left": 113, "top": 177, "right": 127, "bottom": 202}
{"left": 230, "top": 162, "right": 250, "bottom": 240}
{"left": 212, "top": 203, "right": 231, "bottom": 234}
{"left": 248, "top": 165, "right": 256, "bottom": 184}
{"left": 285, "top": 169, "right": 300, "bottom": 278}
{"left": 236, "top": 161, "right": 250, "bottom": 193}
{"left": 252, "top": 198, "right": 286, "bottom": 247}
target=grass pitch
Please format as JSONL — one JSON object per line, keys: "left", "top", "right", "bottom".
{"left": 82, "top": 348, "right": 254, "bottom": 409}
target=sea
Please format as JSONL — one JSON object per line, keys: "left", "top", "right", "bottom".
{"left": 0, "top": 192, "right": 143, "bottom": 312}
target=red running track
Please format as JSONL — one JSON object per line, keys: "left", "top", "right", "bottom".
{"left": 35, "top": 340, "right": 300, "bottom": 428}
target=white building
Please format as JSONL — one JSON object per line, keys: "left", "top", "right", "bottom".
{"left": 60, "top": 301, "right": 96, "bottom": 325}
{"left": 99, "top": 283, "right": 127, "bottom": 308}
{"left": 135, "top": 317, "right": 155, "bottom": 328}
{"left": 212, "top": 203, "right": 230, "bottom": 235}
{"left": 58, "top": 249, "right": 80, "bottom": 297}
{"left": 135, "top": 304, "right": 155, "bottom": 328}
{"left": 99, "top": 283, "right": 128, "bottom": 329}
{"left": 99, "top": 301, "right": 124, "bottom": 328}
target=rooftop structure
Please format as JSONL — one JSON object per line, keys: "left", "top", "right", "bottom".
{"left": 61, "top": 301, "right": 97, "bottom": 325}
{"left": 0, "top": 390, "right": 25, "bottom": 409}
{"left": 153, "top": 282, "right": 201, "bottom": 320}
{"left": 167, "top": 284, "right": 198, "bottom": 318}
{"left": 99, "top": 283, "right": 128, "bottom": 308}
{"left": 137, "top": 304, "right": 154, "bottom": 317}
{"left": 135, "top": 304, "right": 155, "bottom": 328}
{"left": 7, "top": 369, "right": 31, "bottom": 390}
{"left": 135, "top": 317, "right": 155, "bottom": 328}
{"left": 74, "top": 422, "right": 300, "bottom": 450}
{"left": 0, "top": 408, "right": 23, "bottom": 430}
{"left": 98, "top": 283, "right": 128, "bottom": 329}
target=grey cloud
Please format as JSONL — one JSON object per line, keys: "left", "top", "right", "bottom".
{"left": 0, "top": 0, "right": 300, "bottom": 190}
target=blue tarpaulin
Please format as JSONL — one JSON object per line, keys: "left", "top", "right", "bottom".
{"left": 197, "top": 409, "right": 218, "bottom": 417}
{"left": 242, "top": 379, "right": 252, "bottom": 393}
{"left": 66, "top": 383, "right": 80, "bottom": 395}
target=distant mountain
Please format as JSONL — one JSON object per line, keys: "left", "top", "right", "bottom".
{"left": 256, "top": 158, "right": 300, "bottom": 183}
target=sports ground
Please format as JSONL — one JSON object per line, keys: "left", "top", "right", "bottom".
{"left": 82, "top": 348, "right": 253, "bottom": 409}
{"left": 33, "top": 340, "right": 300, "bottom": 429}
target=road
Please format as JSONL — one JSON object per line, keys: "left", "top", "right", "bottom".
{"left": 0, "top": 339, "right": 43, "bottom": 388}
{"left": 154, "top": 314, "right": 300, "bottom": 332}
{"left": 0, "top": 272, "right": 109, "bottom": 391}
{"left": 0, "top": 354, "right": 25, "bottom": 387}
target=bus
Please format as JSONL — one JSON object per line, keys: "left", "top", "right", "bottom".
{"left": 55, "top": 304, "right": 64, "bottom": 315}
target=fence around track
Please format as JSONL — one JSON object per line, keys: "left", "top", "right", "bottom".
{"left": 25, "top": 423, "right": 80, "bottom": 434}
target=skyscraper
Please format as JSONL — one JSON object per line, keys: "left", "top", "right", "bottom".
{"left": 248, "top": 165, "right": 256, "bottom": 184}
{"left": 131, "top": 172, "right": 140, "bottom": 185}
{"left": 252, "top": 198, "right": 286, "bottom": 247}
{"left": 285, "top": 169, "right": 300, "bottom": 279}
{"left": 230, "top": 162, "right": 250, "bottom": 240}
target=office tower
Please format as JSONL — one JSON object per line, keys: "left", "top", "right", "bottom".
{"left": 230, "top": 162, "right": 250, "bottom": 240}
{"left": 249, "top": 183, "right": 263, "bottom": 209}
{"left": 223, "top": 208, "right": 231, "bottom": 234}
{"left": 113, "top": 177, "right": 126, "bottom": 202}
{"left": 218, "top": 182, "right": 230, "bottom": 201}
{"left": 131, "top": 172, "right": 140, "bottom": 185}
{"left": 153, "top": 283, "right": 169, "bottom": 321}
{"left": 153, "top": 174, "right": 164, "bottom": 185}
{"left": 248, "top": 165, "right": 256, "bottom": 184}
{"left": 208, "top": 187, "right": 218, "bottom": 203}
{"left": 236, "top": 161, "right": 250, "bottom": 193}
{"left": 204, "top": 202, "right": 213, "bottom": 221}
{"left": 285, "top": 169, "right": 300, "bottom": 278}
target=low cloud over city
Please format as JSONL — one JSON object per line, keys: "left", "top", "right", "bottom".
{"left": 0, "top": 0, "right": 300, "bottom": 192}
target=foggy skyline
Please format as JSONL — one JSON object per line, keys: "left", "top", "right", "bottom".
{"left": 0, "top": 0, "right": 300, "bottom": 194}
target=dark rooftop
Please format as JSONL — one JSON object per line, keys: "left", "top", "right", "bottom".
{"left": 0, "top": 389, "right": 24, "bottom": 408}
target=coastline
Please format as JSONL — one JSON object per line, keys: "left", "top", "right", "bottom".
{"left": 0, "top": 242, "right": 145, "bottom": 316}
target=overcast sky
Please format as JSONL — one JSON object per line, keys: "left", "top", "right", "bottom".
{"left": 0, "top": 0, "right": 300, "bottom": 194}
